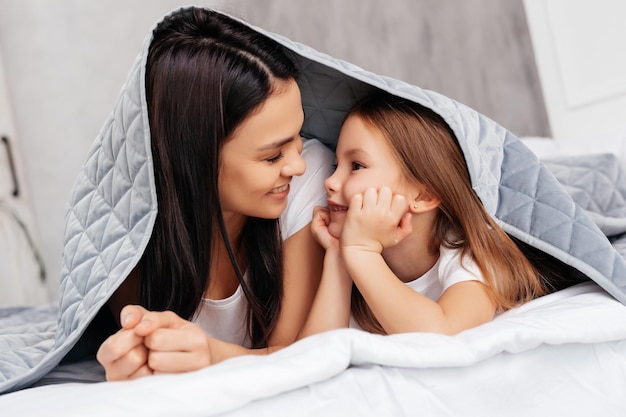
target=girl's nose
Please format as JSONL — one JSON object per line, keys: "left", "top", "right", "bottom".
{"left": 324, "top": 172, "right": 339, "bottom": 193}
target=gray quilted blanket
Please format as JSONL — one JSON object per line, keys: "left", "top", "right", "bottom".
{"left": 1, "top": 6, "right": 625, "bottom": 394}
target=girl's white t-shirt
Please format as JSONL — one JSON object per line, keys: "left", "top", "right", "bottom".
{"left": 193, "top": 139, "right": 333, "bottom": 347}
{"left": 350, "top": 246, "right": 485, "bottom": 329}
{"left": 405, "top": 246, "right": 484, "bottom": 301}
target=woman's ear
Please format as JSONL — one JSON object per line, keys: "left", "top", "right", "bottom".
{"left": 409, "top": 189, "right": 441, "bottom": 214}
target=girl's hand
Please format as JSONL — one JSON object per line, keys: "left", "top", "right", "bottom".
{"left": 342, "top": 187, "right": 412, "bottom": 253}
{"left": 96, "top": 305, "right": 153, "bottom": 381}
{"left": 311, "top": 205, "right": 338, "bottom": 250}
{"left": 133, "top": 310, "right": 213, "bottom": 374}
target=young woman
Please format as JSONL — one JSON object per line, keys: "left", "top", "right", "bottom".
{"left": 299, "top": 92, "right": 548, "bottom": 337}
{"left": 96, "top": 8, "right": 333, "bottom": 380}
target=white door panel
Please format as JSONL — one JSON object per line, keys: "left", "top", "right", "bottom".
{"left": 524, "top": 0, "right": 626, "bottom": 156}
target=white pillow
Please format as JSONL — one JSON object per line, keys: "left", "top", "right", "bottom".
{"left": 519, "top": 136, "right": 561, "bottom": 159}
{"left": 521, "top": 134, "right": 626, "bottom": 164}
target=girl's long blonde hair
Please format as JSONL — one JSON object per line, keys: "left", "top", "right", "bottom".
{"left": 350, "top": 92, "right": 549, "bottom": 334}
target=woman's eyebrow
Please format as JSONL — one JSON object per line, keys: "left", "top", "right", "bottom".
{"left": 256, "top": 137, "right": 294, "bottom": 152}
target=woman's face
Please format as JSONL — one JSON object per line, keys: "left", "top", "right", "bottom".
{"left": 324, "top": 114, "right": 413, "bottom": 239}
{"left": 219, "top": 79, "right": 305, "bottom": 223}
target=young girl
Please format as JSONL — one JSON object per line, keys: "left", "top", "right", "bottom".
{"left": 299, "top": 92, "right": 548, "bottom": 337}
{"left": 95, "top": 8, "right": 333, "bottom": 380}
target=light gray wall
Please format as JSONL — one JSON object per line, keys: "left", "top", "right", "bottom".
{"left": 224, "top": 0, "right": 550, "bottom": 138}
{"left": 0, "top": 0, "right": 549, "bottom": 299}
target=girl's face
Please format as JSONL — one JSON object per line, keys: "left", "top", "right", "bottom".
{"left": 219, "top": 79, "right": 305, "bottom": 224}
{"left": 325, "top": 114, "right": 414, "bottom": 239}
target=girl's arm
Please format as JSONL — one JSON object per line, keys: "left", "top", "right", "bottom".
{"left": 267, "top": 223, "right": 325, "bottom": 345}
{"left": 341, "top": 187, "right": 496, "bottom": 335}
{"left": 298, "top": 206, "right": 352, "bottom": 339}
{"left": 343, "top": 251, "right": 496, "bottom": 335}
{"left": 297, "top": 246, "right": 352, "bottom": 339}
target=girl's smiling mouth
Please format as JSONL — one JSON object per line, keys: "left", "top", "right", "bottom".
{"left": 327, "top": 202, "right": 348, "bottom": 214}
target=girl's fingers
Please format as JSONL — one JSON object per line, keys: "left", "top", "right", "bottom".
{"left": 312, "top": 207, "right": 336, "bottom": 248}
{"left": 390, "top": 193, "right": 408, "bottom": 217}
{"left": 376, "top": 186, "right": 393, "bottom": 207}
{"left": 348, "top": 193, "right": 363, "bottom": 216}
{"left": 355, "top": 187, "right": 403, "bottom": 212}
{"left": 396, "top": 212, "right": 414, "bottom": 242}
{"left": 362, "top": 187, "right": 378, "bottom": 207}
{"left": 313, "top": 205, "right": 330, "bottom": 222}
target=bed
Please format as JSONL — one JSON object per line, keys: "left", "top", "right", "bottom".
{"left": 1, "top": 6, "right": 626, "bottom": 416}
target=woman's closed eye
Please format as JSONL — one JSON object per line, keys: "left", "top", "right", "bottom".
{"left": 266, "top": 152, "right": 284, "bottom": 164}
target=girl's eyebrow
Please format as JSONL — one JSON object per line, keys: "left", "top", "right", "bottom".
{"left": 344, "top": 148, "right": 367, "bottom": 159}
{"left": 256, "top": 137, "right": 293, "bottom": 152}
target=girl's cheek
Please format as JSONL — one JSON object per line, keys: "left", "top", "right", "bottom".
{"left": 343, "top": 180, "right": 362, "bottom": 202}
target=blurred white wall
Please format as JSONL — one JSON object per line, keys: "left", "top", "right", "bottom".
{"left": 524, "top": 0, "right": 626, "bottom": 152}
{"left": 0, "top": 1, "right": 225, "bottom": 299}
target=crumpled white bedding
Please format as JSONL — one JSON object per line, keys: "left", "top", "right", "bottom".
{"left": 2, "top": 282, "right": 625, "bottom": 417}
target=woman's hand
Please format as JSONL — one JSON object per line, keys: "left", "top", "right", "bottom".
{"left": 131, "top": 310, "right": 213, "bottom": 374}
{"left": 97, "top": 306, "right": 213, "bottom": 380}
{"left": 341, "top": 187, "right": 412, "bottom": 253}
{"left": 96, "top": 305, "right": 153, "bottom": 381}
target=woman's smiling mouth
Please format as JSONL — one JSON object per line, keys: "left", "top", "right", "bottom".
{"left": 270, "top": 183, "right": 289, "bottom": 194}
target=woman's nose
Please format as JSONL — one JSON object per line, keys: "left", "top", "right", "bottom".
{"left": 282, "top": 149, "right": 306, "bottom": 177}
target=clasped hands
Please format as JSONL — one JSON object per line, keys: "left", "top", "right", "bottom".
{"left": 96, "top": 305, "right": 214, "bottom": 381}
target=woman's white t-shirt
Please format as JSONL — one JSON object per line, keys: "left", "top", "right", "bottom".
{"left": 350, "top": 246, "right": 485, "bottom": 329}
{"left": 193, "top": 139, "right": 333, "bottom": 347}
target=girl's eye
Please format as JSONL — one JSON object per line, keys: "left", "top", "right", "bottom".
{"left": 331, "top": 163, "right": 338, "bottom": 172}
{"left": 266, "top": 152, "right": 284, "bottom": 164}
{"left": 352, "top": 162, "right": 365, "bottom": 171}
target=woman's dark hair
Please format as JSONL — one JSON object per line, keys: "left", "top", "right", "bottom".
{"left": 141, "top": 7, "right": 299, "bottom": 347}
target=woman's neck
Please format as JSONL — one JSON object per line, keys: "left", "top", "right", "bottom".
{"left": 205, "top": 212, "right": 247, "bottom": 300}
{"left": 222, "top": 211, "right": 247, "bottom": 242}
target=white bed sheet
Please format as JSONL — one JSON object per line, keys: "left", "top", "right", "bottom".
{"left": 1, "top": 282, "right": 626, "bottom": 417}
